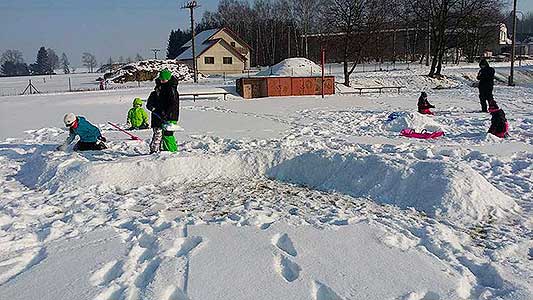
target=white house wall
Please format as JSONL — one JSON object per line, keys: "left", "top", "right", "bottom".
{"left": 198, "top": 43, "right": 246, "bottom": 74}
{"left": 212, "top": 30, "right": 251, "bottom": 69}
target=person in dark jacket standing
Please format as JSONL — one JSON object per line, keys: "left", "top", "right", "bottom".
{"left": 477, "top": 59, "right": 495, "bottom": 112}
{"left": 146, "top": 69, "right": 180, "bottom": 153}
{"left": 417, "top": 92, "right": 435, "bottom": 115}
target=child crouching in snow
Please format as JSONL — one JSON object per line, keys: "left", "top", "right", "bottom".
{"left": 488, "top": 102, "right": 509, "bottom": 138}
{"left": 417, "top": 92, "right": 435, "bottom": 115}
{"left": 57, "top": 113, "right": 107, "bottom": 151}
{"left": 127, "top": 98, "right": 149, "bottom": 130}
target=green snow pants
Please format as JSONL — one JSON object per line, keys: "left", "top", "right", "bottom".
{"left": 162, "top": 121, "right": 178, "bottom": 152}
{"left": 150, "top": 121, "right": 178, "bottom": 153}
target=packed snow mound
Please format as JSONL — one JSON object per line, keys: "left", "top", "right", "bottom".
{"left": 16, "top": 149, "right": 281, "bottom": 193}
{"left": 256, "top": 58, "right": 322, "bottom": 77}
{"left": 14, "top": 147, "right": 519, "bottom": 223}
{"left": 267, "top": 151, "right": 519, "bottom": 223}
{"left": 384, "top": 112, "right": 447, "bottom": 132}
{"left": 104, "top": 59, "right": 202, "bottom": 83}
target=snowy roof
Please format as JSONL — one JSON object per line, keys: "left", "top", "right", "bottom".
{"left": 177, "top": 40, "right": 218, "bottom": 60}
{"left": 177, "top": 29, "right": 220, "bottom": 60}
{"left": 182, "top": 29, "right": 219, "bottom": 48}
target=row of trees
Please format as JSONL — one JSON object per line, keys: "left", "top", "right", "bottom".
{"left": 168, "top": 0, "right": 509, "bottom": 85}
{"left": 514, "top": 12, "right": 533, "bottom": 41}
{"left": 0, "top": 48, "right": 71, "bottom": 77}
{"left": 0, "top": 48, "right": 148, "bottom": 76}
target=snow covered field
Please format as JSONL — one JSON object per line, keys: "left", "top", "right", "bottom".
{"left": 0, "top": 63, "right": 532, "bottom": 300}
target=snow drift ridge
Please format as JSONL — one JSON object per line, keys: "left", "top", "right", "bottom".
{"left": 17, "top": 149, "right": 518, "bottom": 223}
{"left": 266, "top": 151, "right": 519, "bottom": 223}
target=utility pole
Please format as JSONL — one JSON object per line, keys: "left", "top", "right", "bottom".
{"left": 151, "top": 49, "right": 161, "bottom": 60}
{"left": 509, "top": 0, "right": 517, "bottom": 86}
{"left": 182, "top": 0, "right": 199, "bottom": 83}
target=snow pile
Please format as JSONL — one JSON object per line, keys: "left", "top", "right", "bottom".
{"left": 18, "top": 146, "right": 520, "bottom": 224}
{"left": 16, "top": 149, "right": 282, "bottom": 193}
{"left": 384, "top": 112, "right": 447, "bottom": 132}
{"left": 267, "top": 151, "right": 519, "bottom": 223}
{"left": 256, "top": 58, "right": 322, "bottom": 77}
{"left": 105, "top": 59, "right": 201, "bottom": 83}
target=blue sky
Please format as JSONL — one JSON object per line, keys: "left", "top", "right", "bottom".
{"left": 0, "top": 0, "right": 532, "bottom": 68}
{"left": 0, "top": 0, "right": 218, "bottom": 67}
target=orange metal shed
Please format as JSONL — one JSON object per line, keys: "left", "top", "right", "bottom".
{"left": 237, "top": 76, "right": 335, "bottom": 99}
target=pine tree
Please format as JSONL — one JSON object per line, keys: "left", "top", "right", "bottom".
{"left": 31, "top": 47, "right": 52, "bottom": 75}
{"left": 167, "top": 29, "right": 191, "bottom": 59}
{"left": 61, "top": 53, "right": 70, "bottom": 74}
{"left": 47, "top": 48, "right": 60, "bottom": 71}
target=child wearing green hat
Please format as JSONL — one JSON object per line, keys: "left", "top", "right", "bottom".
{"left": 126, "top": 98, "right": 149, "bottom": 130}
{"left": 146, "top": 69, "right": 180, "bottom": 153}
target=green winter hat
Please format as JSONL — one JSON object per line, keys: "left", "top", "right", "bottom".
{"left": 133, "top": 97, "right": 143, "bottom": 107}
{"left": 159, "top": 69, "right": 172, "bottom": 81}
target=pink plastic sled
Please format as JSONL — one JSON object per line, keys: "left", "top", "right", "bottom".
{"left": 108, "top": 122, "right": 143, "bottom": 141}
{"left": 400, "top": 128, "right": 444, "bottom": 139}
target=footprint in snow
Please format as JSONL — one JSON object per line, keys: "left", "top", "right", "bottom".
{"left": 398, "top": 291, "right": 441, "bottom": 300}
{"left": 312, "top": 280, "right": 344, "bottom": 300}
{"left": 170, "top": 236, "right": 203, "bottom": 257}
{"left": 161, "top": 285, "right": 190, "bottom": 300}
{"left": 273, "top": 233, "right": 297, "bottom": 257}
{"left": 89, "top": 260, "right": 124, "bottom": 286}
{"left": 274, "top": 254, "right": 301, "bottom": 282}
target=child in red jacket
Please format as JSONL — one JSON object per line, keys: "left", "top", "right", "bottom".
{"left": 417, "top": 92, "right": 435, "bottom": 115}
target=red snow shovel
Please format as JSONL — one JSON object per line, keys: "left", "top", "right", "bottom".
{"left": 108, "top": 122, "right": 143, "bottom": 141}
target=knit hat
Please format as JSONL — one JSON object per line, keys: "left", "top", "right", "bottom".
{"left": 133, "top": 97, "right": 143, "bottom": 107}
{"left": 159, "top": 69, "right": 172, "bottom": 81}
{"left": 488, "top": 102, "right": 500, "bottom": 113}
{"left": 63, "top": 113, "right": 76, "bottom": 127}
{"left": 420, "top": 91, "right": 427, "bottom": 98}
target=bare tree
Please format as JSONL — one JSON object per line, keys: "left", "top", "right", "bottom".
{"left": 81, "top": 52, "right": 97, "bottom": 73}
{"left": 0, "top": 49, "right": 24, "bottom": 64}
{"left": 292, "top": 0, "right": 319, "bottom": 58}
{"left": 403, "top": 0, "right": 505, "bottom": 77}
{"left": 319, "top": 0, "right": 382, "bottom": 86}
{"left": 61, "top": 53, "right": 70, "bottom": 74}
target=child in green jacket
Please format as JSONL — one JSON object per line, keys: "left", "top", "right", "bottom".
{"left": 127, "top": 98, "right": 149, "bottom": 130}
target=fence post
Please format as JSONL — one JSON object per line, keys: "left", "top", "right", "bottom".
{"left": 69, "top": 77, "right": 72, "bottom": 92}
